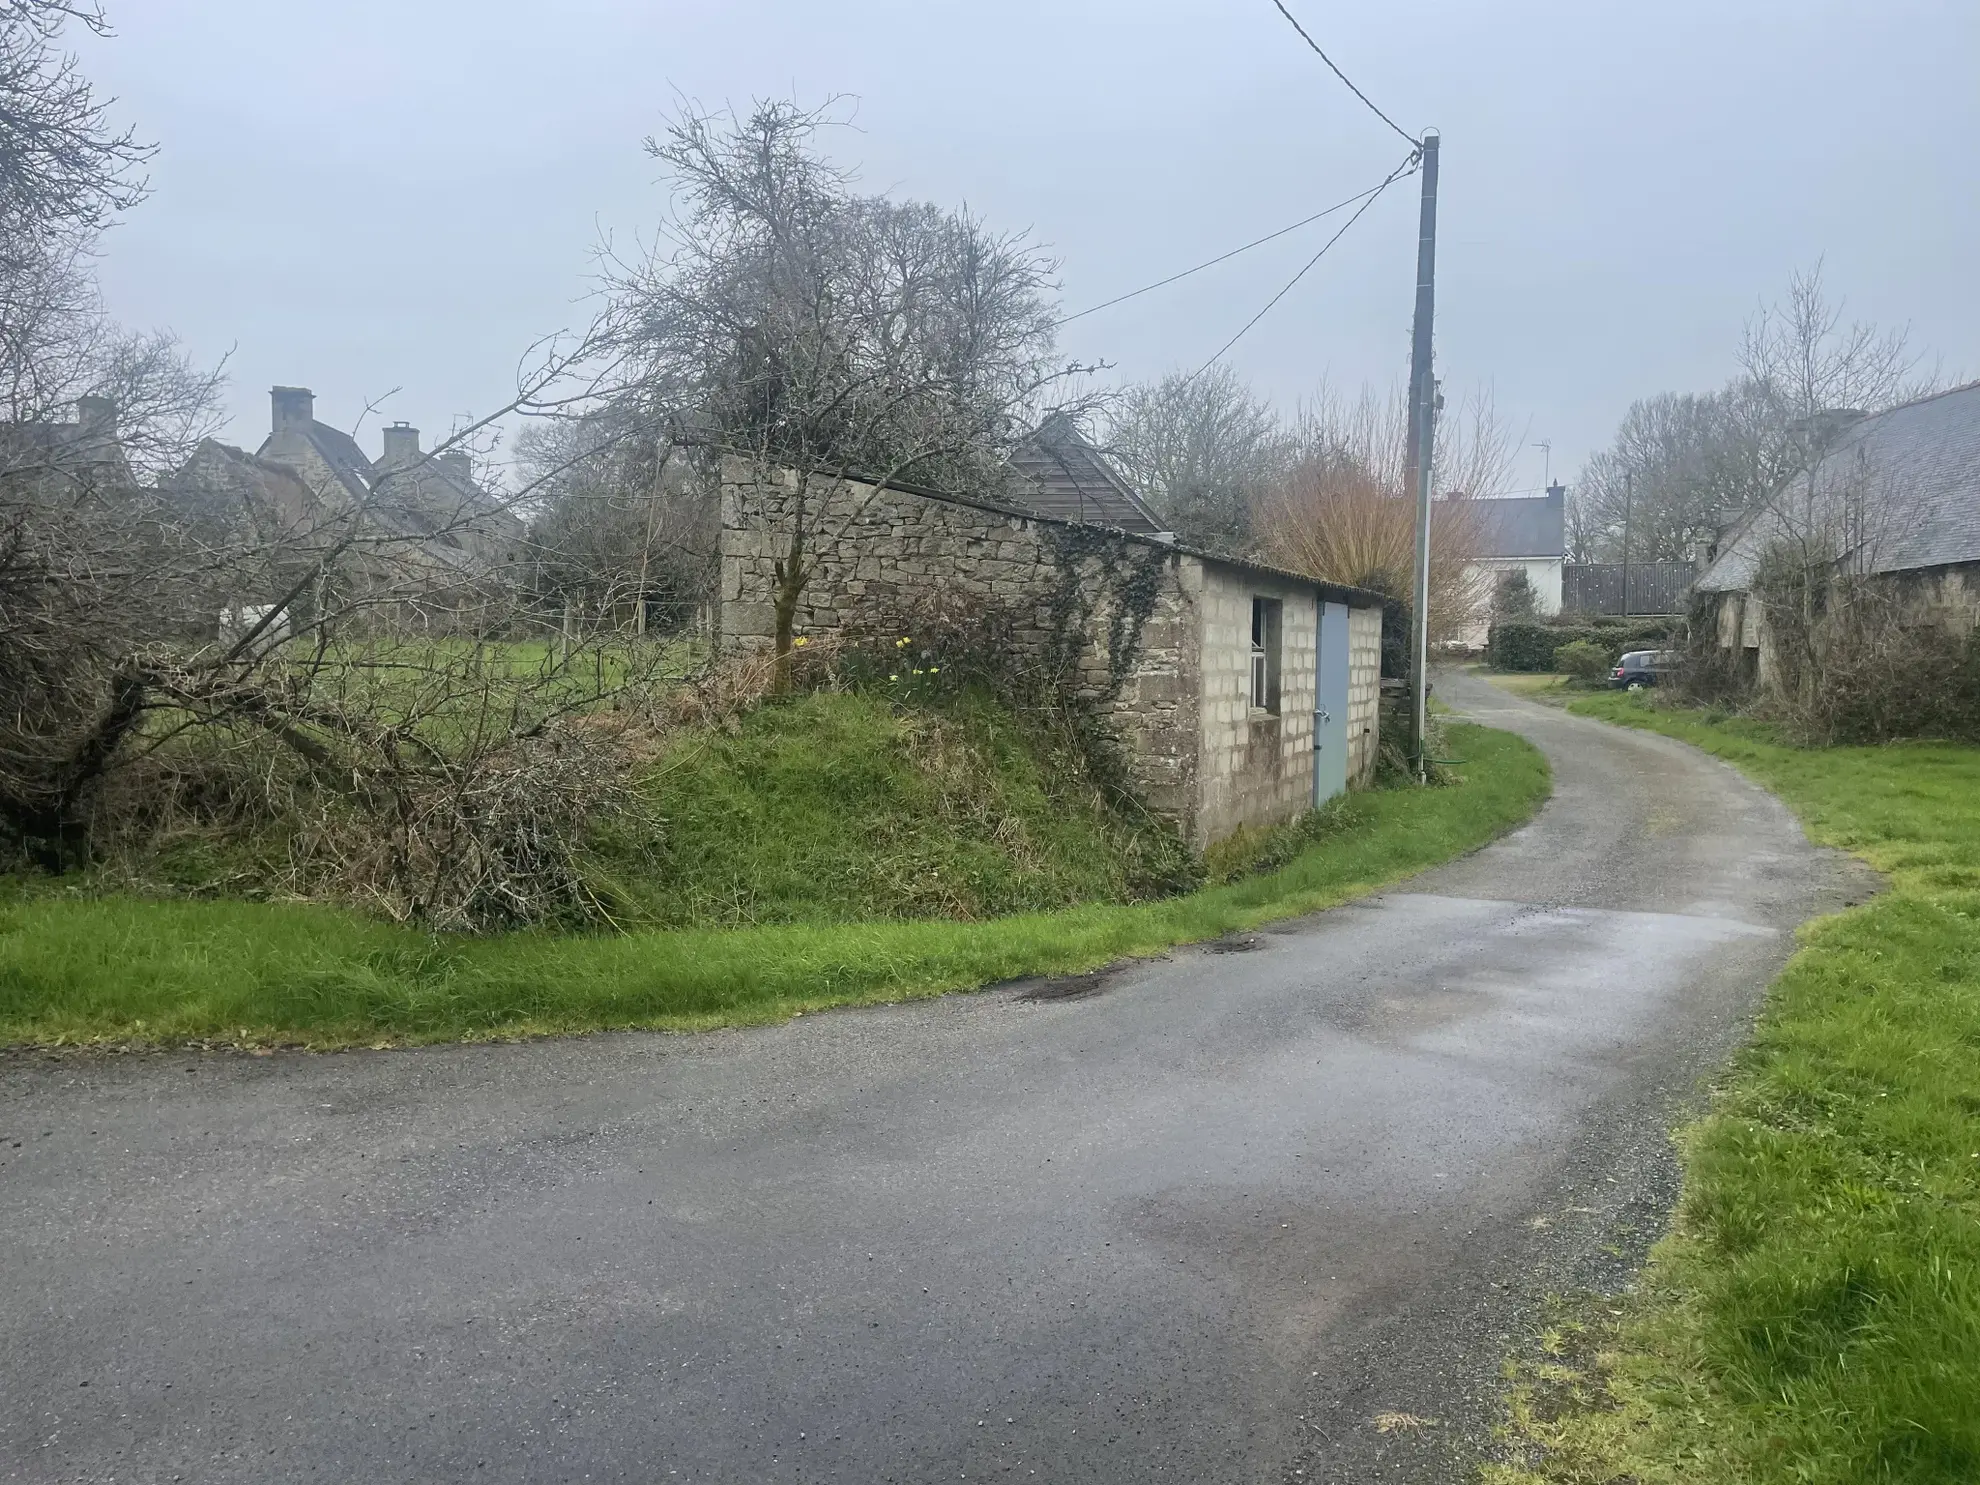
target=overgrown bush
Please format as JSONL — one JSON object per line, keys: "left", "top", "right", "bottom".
{"left": 1487, "top": 616, "right": 1681, "bottom": 672}
{"left": 1553, "top": 639, "right": 1611, "bottom": 686}
{"left": 824, "top": 587, "right": 1203, "bottom": 898}
{"left": 1748, "top": 546, "right": 1980, "bottom": 743}
{"left": 1675, "top": 590, "right": 1757, "bottom": 705}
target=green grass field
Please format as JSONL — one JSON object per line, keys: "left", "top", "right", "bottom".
{"left": 0, "top": 720, "right": 1547, "bottom": 1049}
{"left": 1489, "top": 693, "right": 1980, "bottom": 1485}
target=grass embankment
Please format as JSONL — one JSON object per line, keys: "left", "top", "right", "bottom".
{"left": 1490, "top": 693, "right": 1980, "bottom": 1485}
{"left": 0, "top": 719, "right": 1546, "bottom": 1049}
{"left": 587, "top": 692, "right": 1168, "bottom": 926}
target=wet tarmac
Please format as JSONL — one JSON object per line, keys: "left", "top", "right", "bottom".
{"left": 0, "top": 671, "right": 1863, "bottom": 1483}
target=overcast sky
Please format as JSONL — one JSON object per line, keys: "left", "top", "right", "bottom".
{"left": 83, "top": 0, "right": 1980, "bottom": 495}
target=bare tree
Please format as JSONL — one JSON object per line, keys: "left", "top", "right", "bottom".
{"left": 1252, "top": 381, "right": 1511, "bottom": 645}
{"left": 0, "top": 5, "right": 703, "bottom": 923}
{"left": 1100, "top": 366, "right": 1287, "bottom": 551}
{"left": 1571, "top": 264, "right": 1939, "bottom": 563}
{"left": 515, "top": 403, "right": 716, "bottom": 637}
{"left": 589, "top": 98, "right": 1083, "bottom": 685}
{"left": 0, "top": 0, "right": 149, "bottom": 265}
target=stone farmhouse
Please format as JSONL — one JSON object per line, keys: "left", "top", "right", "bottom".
{"left": 1695, "top": 379, "right": 1980, "bottom": 688}
{"left": 717, "top": 424, "right": 1387, "bottom": 850}
{"left": 0, "top": 394, "right": 132, "bottom": 500}
{"left": 255, "top": 386, "right": 523, "bottom": 572}
{"left": 169, "top": 386, "right": 523, "bottom": 593}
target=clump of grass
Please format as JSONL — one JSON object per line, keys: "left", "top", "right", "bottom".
{"left": 0, "top": 721, "right": 1547, "bottom": 1048}
{"left": 1492, "top": 691, "right": 1980, "bottom": 1484}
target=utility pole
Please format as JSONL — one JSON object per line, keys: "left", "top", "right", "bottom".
{"left": 1621, "top": 471, "right": 1632, "bottom": 618}
{"left": 1403, "top": 131, "right": 1440, "bottom": 781}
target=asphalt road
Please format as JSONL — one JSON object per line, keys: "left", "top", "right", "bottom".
{"left": 1, "top": 673, "right": 1863, "bottom": 1484}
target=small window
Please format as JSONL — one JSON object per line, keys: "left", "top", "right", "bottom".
{"left": 1250, "top": 596, "right": 1282, "bottom": 714}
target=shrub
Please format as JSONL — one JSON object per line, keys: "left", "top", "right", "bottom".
{"left": 1492, "top": 568, "right": 1538, "bottom": 619}
{"left": 1487, "top": 617, "right": 1680, "bottom": 672}
{"left": 1553, "top": 639, "right": 1612, "bottom": 686}
{"left": 1748, "top": 545, "right": 1980, "bottom": 745}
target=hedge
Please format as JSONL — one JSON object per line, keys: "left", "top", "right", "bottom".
{"left": 1487, "top": 617, "right": 1682, "bottom": 673}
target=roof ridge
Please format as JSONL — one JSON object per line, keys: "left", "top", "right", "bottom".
{"left": 1856, "top": 376, "right": 1980, "bottom": 423}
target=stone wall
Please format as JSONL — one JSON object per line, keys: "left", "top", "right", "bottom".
{"left": 719, "top": 462, "right": 1204, "bottom": 825}
{"left": 719, "top": 460, "right": 1386, "bottom": 847}
{"left": 1347, "top": 602, "right": 1383, "bottom": 787}
{"left": 1705, "top": 563, "right": 1980, "bottom": 705}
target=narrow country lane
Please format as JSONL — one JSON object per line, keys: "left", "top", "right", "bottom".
{"left": 0, "top": 672, "right": 1861, "bottom": 1484}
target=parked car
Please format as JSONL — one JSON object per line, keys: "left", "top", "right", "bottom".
{"left": 1608, "top": 649, "right": 1679, "bottom": 690}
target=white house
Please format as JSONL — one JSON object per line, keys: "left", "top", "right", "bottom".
{"left": 1459, "top": 483, "right": 1566, "bottom": 645}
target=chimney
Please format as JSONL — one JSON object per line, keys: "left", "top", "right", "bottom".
{"left": 75, "top": 395, "right": 117, "bottom": 437}
{"left": 437, "top": 450, "right": 473, "bottom": 483}
{"left": 270, "top": 386, "right": 315, "bottom": 434}
{"left": 380, "top": 421, "right": 420, "bottom": 467}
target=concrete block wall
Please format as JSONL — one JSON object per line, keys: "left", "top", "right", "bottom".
{"left": 1191, "top": 564, "right": 1320, "bottom": 846}
{"left": 1347, "top": 603, "right": 1383, "bottom": 787}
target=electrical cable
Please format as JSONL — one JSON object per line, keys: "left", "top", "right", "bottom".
{"left": 1267, "top": 0, "right": 1421, "bottom": 150}
{"left": 1054, "top": 177, "right": 1397, "bottom": 326}
{"left": 1179, "top": 148, "right": 1419, "bottom": 386}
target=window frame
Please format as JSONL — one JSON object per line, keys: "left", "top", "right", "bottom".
{"left": 1250, "top": 596, "right": 1283, "bottom": 716}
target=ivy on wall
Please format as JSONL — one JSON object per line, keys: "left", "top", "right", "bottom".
{"left": 1041, "top": 525, "right": 1174, "bottom": 699}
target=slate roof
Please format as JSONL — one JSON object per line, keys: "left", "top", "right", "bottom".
{"left": 374, "top": 452, "right": 523, "bottom": 549}
{"left": 1469, "top": 488, "right": 1565, "bottom": 559}
{"left": 1696, "top": 380, "right": 1980, "bottom": 592}
{"left": 253, "top": 417, "right": 521, "bottom": 572}
{"left": 1005, "top": 415, "right": 1168, "bottom": 536}
{"left": 301, "top": 421, "right": 378, "bottom": 505}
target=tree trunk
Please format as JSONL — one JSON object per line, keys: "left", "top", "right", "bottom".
{"left": 771, "top": 544, "right": 805, "bottom": 695}
{"left": 6, "top": 665, "right": 157, "bottom": 871}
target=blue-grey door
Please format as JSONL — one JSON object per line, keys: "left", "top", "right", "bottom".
{"left": 1313, "top": 598, "right": 1351, "bottom": 804}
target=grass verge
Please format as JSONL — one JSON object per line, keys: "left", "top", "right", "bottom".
{"left": 1484, "top": 671, "right": 1573, "bottom": 698}
{"left": 1487, "top": 692, "right": 1980, "bottom": 1484}
{"left": 0, "top": 720, "right": 1547, "bottom": 1050}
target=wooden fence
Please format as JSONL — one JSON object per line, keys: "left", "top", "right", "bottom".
{"left": 1562, "top": 561, "right": 1693, "bottom": 616}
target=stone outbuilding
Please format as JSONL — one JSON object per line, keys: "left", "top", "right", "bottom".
{"left": 1694, "top": 380, "right": 1980, "bottom": 689}
{"left": 717, "top": 455, "right": 1387, "bottom": 850}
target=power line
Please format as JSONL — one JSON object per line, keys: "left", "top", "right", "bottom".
{"left": 1055, "top": 178, "right": 1397, "bottom": 326}
{"left": 1267, "top": 0, "right": 1420, "bottom": 150}
{"left": 1180, "top": 149, "right": 1419, "bottom": 386}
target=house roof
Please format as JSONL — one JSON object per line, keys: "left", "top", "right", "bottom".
{"left": 1005, "top": 415, "right": 1169, "bottom": 536}
{"left": 1469, "top": 488, "right": 1565, "bottom": 559}
{"left": 374, "top": 455, "right": 524, "bottom": 548}
{"left": 296, "top": 421, "right": 377, "bottom": 504}
{"left": 1696, "top": 379, "right": 1980, "bottom": 593}
{"left": 175, "top": 438, "right": 316, "bottom": 499}
{"left": 257, "top": 418, "right": 519, "bottom": 557}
